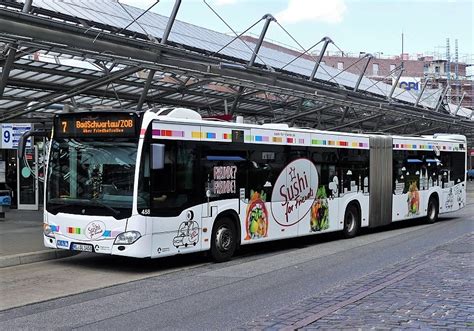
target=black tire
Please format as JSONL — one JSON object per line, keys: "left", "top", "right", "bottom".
{"left": 343, "top": 204, "right": 360, "bottom": 238}
{"left": 210, "top": 217, "right": 237, "bottom": 262}
{"left": 426, "top": 197, "right": 439, "bottom": 224}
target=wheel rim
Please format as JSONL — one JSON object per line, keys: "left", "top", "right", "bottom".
{"left": 215, "top": 226, "right": 232, "bottom": 252}
{"left": 345, "top": 211, "right": 356, "bottom": 233}
{"left": 429, "top": 202, "right": 436, "bottom": 220}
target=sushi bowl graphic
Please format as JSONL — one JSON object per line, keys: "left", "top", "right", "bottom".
{"left": 310, "top": 186, "right": 329, "bottom": 232}
{"left": 245, "top": 190, "right": 269, "bottom": 240}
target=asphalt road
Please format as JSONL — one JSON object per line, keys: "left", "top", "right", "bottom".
{"left": 1, "top": 187, "right": 473, "bottom": 330}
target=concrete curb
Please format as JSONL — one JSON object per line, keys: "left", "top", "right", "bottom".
{"left": 0, "top": 250, "right": 79, "bottom": 268}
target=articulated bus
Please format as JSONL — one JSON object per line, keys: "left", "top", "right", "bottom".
{"left": 27, "top": 108, "right": 467, "bottom": 261}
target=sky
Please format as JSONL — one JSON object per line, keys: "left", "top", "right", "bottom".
{"left": 119, "top": 0, "right": 473, "bottom": 62}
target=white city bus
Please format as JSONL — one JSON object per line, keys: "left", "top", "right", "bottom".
{"left": 28, "top": 107, "right": 467, "bottom": 261}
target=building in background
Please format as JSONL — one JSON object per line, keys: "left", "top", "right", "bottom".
{"left": 241, "top": 36, "right": 473, "bottom": 111}
{"left": 318, "top": 54, "right": 472, "bottom": 111}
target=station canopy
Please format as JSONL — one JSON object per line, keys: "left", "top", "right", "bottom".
{"left": 0, "top": 0, "right": 473, "bottom": 145}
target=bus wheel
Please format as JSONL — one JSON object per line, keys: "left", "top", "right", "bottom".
{"left": 426, "top": 197, "right": 439, "bottom": 224}
{"left": 210, "top": 217, "right": 237, "bottom": 262}
{"left": 343, "top": 204, "right": 360, "bottom": 238}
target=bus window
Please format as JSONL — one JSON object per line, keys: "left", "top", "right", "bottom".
{"left": 449, "top": 152, "right": 466, "bottom": 184}
{"left": 47, "top": 139, "right": 137, "bottom": 219}
{"left": 201, "top": 143, "right": 247, "bottom": 201}
{"left": 248, "top": 145, "right": 287, "bottom": 202}
{"left": 138, "top": 140, "right": 199, "bottom": 216}
{"left": 338, "top": 149, "right": 369, "bottom": 195}
{"left": 439, "top": 151, "right": 466, "bottom": 187}
{"left": 310, "top": 147, "right": 339, "bottom": 197}
{"left": 288, "top": 147, "right": 307, "bottom": 161}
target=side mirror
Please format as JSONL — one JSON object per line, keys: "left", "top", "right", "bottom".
{"left": 150, "top": 144, "right": 165, "bottom": 170}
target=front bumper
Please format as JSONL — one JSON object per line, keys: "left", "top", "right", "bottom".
{"left": 44, "top": 234, "right": 151, "bottom": 258}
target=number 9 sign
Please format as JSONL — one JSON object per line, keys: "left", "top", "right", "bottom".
{"left": 3, "top": 129, "right": 10, "bottom": 143}
{"left": 0, "top": 123, "right": 31, "bottom": 149}
{"left": 0, "top": 125, "right": 13, "bottom": 149}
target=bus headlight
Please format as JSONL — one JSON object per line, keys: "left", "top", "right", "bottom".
{"left": 43, "top": 223, "right": 54, "bottom": 238}
{"left": 114, "top": 231, "right": 141, "bottom": 245}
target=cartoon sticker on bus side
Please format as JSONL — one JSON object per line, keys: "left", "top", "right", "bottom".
{"left": 245, "top": 190, "right": 268, "bottom": 240}
{"left": 407, "top": 181, "right": 420, "bottom": 216}
{"left": 173, "top": 221, "right": 199, "bottom": 248}
{"left": 445, "top": 187, "right": 454, "bottom": 210}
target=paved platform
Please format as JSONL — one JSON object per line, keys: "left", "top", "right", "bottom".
{"left": 244, "top": 232, "right": 474, "bottom": 330}
{"left": 0, "top": 208, "right": 75, "bottom": 267}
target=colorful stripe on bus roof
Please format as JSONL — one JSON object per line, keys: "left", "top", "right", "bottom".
{"left": 153, "top": 127, "right": 369, "bottom": 148}
{"left": 393, "top": 143, "right": 465, "bottom": 151}
{"left": 153, "top": 129, "right": 184, "bottom": 137}
{"left": 311, "top": 139, "right": 368, "bottom": 148}
{"left": 151, "top": 122, "right": 464, "bottom": 151}
{"left": 191, "top": 131, "right": 218, "bottom": 139}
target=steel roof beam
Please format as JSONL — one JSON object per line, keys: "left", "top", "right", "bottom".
{"left": 0, "top": 10, "right": 472, "bottom": 134}
{"left": 208, "top": 69, "right": 473, "bottom": 129}
{"left": 388, "top": 68, "right": 404, "bottom": 100}
{"left": 414, "top": 79, "right": 429, "bottom": 107}
{"left": 136, "top": 0, "right": 181, "bottom": 111}
{"left": 0, "top": 10, "right": 214, "bottom": 69}
{"left": 412, "top": 125, "right": 445, "bottom": 135}
{"left": 2, "top": 79, "right": 142, "bottom": 110}
{"left": 230, "top": 14, "right": 275, "bottom": 115}
{"left": 136, "top": 69, "right": 156, "bottom": 111}
{"left": 0, "top": 11, "right": 464, "bottom": 127}
{"left": 453, "top": 92, "right": 466, "bottom": 116}
{"left": 156, "top": 88, "right": 282, "bottom": 110}
{"left": 0, "top": 46, "right": 37, "bottom": 67}
{"left": 274, "top": 104, "right": 335, "bottom": 123}
{"left": 0, "top": 0, "right": 32, "bottom": 97}
{"left": 2, "top": 79, "right": 274, "bottom": 112}
{"left": 309, "top": 37, "right": 331, "bottom": 81}
{"left": 249, "top": 14, "right": 275, "bottom": 66}
{"left": 1, "top": 66, "right": 141, "bottom": 120}
{"left": 354, "top": 54, "right": 372, "bottom": 92}
{"left": 326, "top": 113, "right": 384, "bottom": 131}
{"left": 0, "top": 45, "right": 19, "bottom": 97}
{"left": 206, "top": 89, "right": 261, "bottom": 106}
{"left": 214, "top": 67, "right": 474, "bottom": 128}
{"left": 380, "top": 119, "right": 420, "bottom": 132}
{"left": 150, "top": 79, "right": 210, "bottom": 101}
{"left": 435, "top": 86, "right": 449, "bottom": 112}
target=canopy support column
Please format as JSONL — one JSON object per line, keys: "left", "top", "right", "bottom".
{"left": 136, "top": 0, "right": 181, "bottom": 111}
{"left": 0, "top": 0, "right": 33, "bottom": 98}
{"left": 309, "top": 37, "right": 332, "bottom": 81}
{"left": 230, "top": 14, "right": 275, "bottom": 115}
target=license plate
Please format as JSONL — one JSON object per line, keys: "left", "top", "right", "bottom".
{"left": 71, "top": 243, "right": 94, "bottom": 252}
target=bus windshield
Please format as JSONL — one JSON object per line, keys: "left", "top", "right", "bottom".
{"left": 46, "top": 138, "right": 138, "bottom": 219}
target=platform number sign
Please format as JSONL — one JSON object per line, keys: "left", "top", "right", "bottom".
{"left": 0, "top": 123, "right": 32, "bottom": 149}
{"left": 3, "top": 128, "right": 10, "bottom": 146}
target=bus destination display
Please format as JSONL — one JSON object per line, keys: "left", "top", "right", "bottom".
{"left": 55, "top": 114, "right": 137, "bottom": 138}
